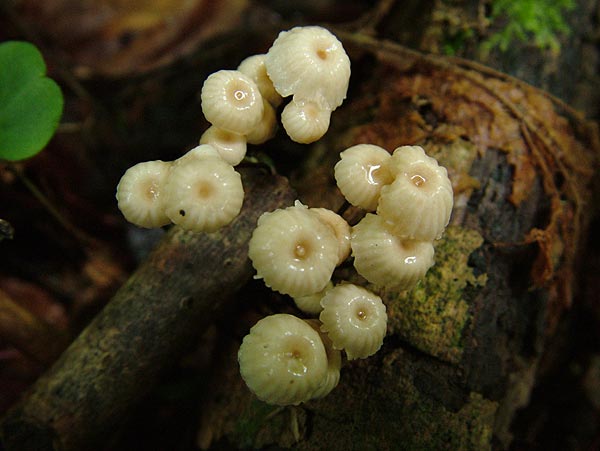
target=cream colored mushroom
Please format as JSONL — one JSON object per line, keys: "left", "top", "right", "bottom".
{"left": 377, "top": 145, "right": 453, "bottom": 240}
{"left": 319, "top": 284, "right": 387, "bottom": 360}
{"left": 248, "top": 202, "right": 339, "bottom": 297}
{"left": 310, "top": 208, "right": 351, "bottom": 265}
{"left": 334, "top": 144, "right": 394, "bottom": 211}
{"left": 293, "top": 281, "right": 333, "bottom": 316}
{"left": 163, "top": 156, "right": 244, "bottom": 232}
{"left": 116, "top": 160, "right": 171, "bottom": 228}
{"left": 246, "top": 99, "right": 277, "bottom": 145}
{"left": 237, "top": 54, "right": 283, "bottom": 107}
{"left": 265, "top": 26, "right": 350, "bottom": 111}
{"left": 201, "top": 69, "right": 264, "bottom": 135}
{"left": 351, "top": 213, "right": 435, "bottom": 290}
{"left": 199, "top": 126, "right": 247, "bottom": 166}
{"left": 281, "top": 99, "right": 331, "bottom": 144}
{"left": 238, "top": 314, "right": 328, "bottom": 406}
{"left": 305, "top": 319, "right": 342, "bottom": 399}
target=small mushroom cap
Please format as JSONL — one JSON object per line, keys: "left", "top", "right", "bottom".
{"left": 377, "top": 146, "right": 453, "bottom": 240}
{"left": 164, "top": 157, "right": 244, "bottom": 232}
{"left": 237, "top": 54, "right": 283, "bottom": 107}
{"left": 116, "top": 160, "right": 172, "bottom": 228}
{"left": 201, "top": 69, "right": 264, "bottom": 135}
{"left": 305, "top": 319, "right": 342, "bottom": 399}
{"left": 248, "top": 202, "right": 339, "bottom": 297}
{"left": 310, "top": 208, "right": 351, "bottom": 265}
{"left": 319, "top": 284, "right": 387, "bottom": 360}
{"left": 266, "top": 26, "right": 350, "bottom": 110}
{"left": 245, "top": 99, "right": 278, "bottom": 145}
{"left": 281, "top": 99, "right": 331, "bottom": 144}
{"left": 293, "top": 281, "right": 333, "bottom": 316}
{"left": 238, "top": 314, "right": 329, "bottom": 406}
{"left": 351, "top": 213, "right": 435, "bottom": 289}
{"left": 334, "top": 144, "right": 394, "bottom": 211}
{"left": 199, "top": 126, "right": 247, "bottom": 166}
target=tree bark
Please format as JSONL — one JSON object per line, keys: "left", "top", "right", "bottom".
{"left": 0, "top": 168, "right": 295, "bottom": 451}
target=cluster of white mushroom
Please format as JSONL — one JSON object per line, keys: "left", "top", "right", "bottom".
{"left": 116, "top": 25, "right": 350, "bottom": 234}
{"left": 238, "top": 144, "right": 454, "bottom": 406}
{"left": 336, "top": 144, "right": 454, "bottom": 289}
{"left": 115, "top": 144, "right": 244, "bottom": 232}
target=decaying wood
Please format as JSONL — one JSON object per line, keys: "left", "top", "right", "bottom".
{"left": 0, "top": 168, "right": 295, "bottom": 451}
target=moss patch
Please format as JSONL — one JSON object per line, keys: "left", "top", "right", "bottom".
{"left": 385, "top": 226, "right": 486, "bottom": 363}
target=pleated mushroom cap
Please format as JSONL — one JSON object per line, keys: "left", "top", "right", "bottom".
{"left": 245, "top": 99, "right": 277, "bottom": 145}
{"left": 199, "top": 126, "right": 247, "bottom": 166}
{"left": 238, "top": 314, "right": 328, "bottom": 406}
{"left": 334, "top": 144, "right": 393, "bottom": 211}
{"left": 310, "top": 208, "right": 351, "bottom": 265}
{"left": 293, "top": 281, "right": 333, "bottom": 316}
{"left": 305, "top": 319, "right": 342, "bottom": 399}
{"left": 237, "top": 54, "right": 283, "bottom": 107}
{"left": 116, "top": 160, "right": 172, "bottom": 228}
{"left": 351, "top": 213, "right": 435, "bottom": 289}
{"left": 281, "top": 99, "right": 331, "bottom": 144}
{"left": 377, "top": 146, "right": 453, "bottom": 240}
{"left": 201, "top": 70, "right": 264, "bottom": 135}
{"left": 248, "top": 202, "right": 339, "bottom": 297}
{"left": 163, "top": 157, "right": 243, "bottom": 232}
{"left": 319, "top": 284, "right": 387, "bottom": 360}
{"left": 265, "top": 26, "right": 350, "bottom": 111}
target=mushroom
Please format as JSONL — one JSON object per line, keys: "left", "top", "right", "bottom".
{"left": 280, "top": 98, "right": 331, "bottom": 144}
{"left": 248, "top": 201, "right": 339, "bottom": 297}
{"left": 351, "top": 213, "right": 435, "bottom": 290}
{"left": 116, "top": 159, "right": 172, "bottom": 228}
{"left": 305, "top": 318, "right": 342, "bottom": 399}
{"left": 319, "top": 283, "right": 387, "bottom": 360}
{"left": 377, "top": 145, "right": 453, "bottom": 240}
{"left": 265, "top": 26, "right": 350, "bottom": 111}
{"left": 293, "top": 281, "right": 333, "bottom": 316}
{"left": 237, "top": 54, "right": 283, "bottom": 107}
{"left": 163, "top": 155, "right": 244, "bottom": 232}
{"left": 201, "top": 69, "right": 264, "bottom": 135}
{"left": 309, "top": 207, "right": 351, "bottom": 265}
{"left": 199, "top": 126, "right": 247, "bottom": 166}
{"left": 334, "top": 144, "right": 394, "bottom": 211}
{"left": 245, "top": 98, "right": 278, "bottom": 145}
{"left": 238, "top": 313, "right": 329, "bottom": 406}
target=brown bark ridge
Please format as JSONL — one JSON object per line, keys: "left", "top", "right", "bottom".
{"left": 0, "top": 168, "right": 295, "bottom": 451}
{"left": 195, "top": 34, "right": 599, "bottom": 450}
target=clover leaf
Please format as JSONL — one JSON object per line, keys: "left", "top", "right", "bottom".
{"left": 0, "top": 41, "right": 64, "bottom": 161}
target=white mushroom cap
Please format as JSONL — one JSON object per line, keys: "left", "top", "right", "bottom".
{"left": 116, "top": 160, "right": 172, "bottom": 228}
{"left": 305, "top": 319, "right": 342, "bottom": 399}
{"left": 201, "top": 69, "right": 264, "bottom": 135}
{"left": 377, "top": 146, "right": 453, "bottom": 240}
{"left": 351, "top": 213, "right": 435, "bottom": 289}
{"left": 199, "top": 126, "right": 247, "bottom": 166}
{"left": 281, "top": 99, "right": 331, "bottom": 144}
{"left": 293, "top": 281, "right": 333, "bottom": 316}
{"left": 245, "top": 99, "right": 278, "bottom": 145}
{"left": 237, "top": 54, "right": 283, "bottom": 107}
{"left": 319, "top": 284, "right": 387, "bottom": 360}
{"left": 238, "top": 314, "right": 328, "bottom": 406}
{"left": 163, "top": 157, "right": 244, "bottom": 232}
{"left": 266, "top": 26, "right": 350, "bottom": 111}
{"left": 248, "top": 202, "right": 339, "bottom": 297}
{"left": 310, "top": 208, "right": 351, "bottom": 265}
{"left": 334, "top": 144, "right": 394, "bottom": 211}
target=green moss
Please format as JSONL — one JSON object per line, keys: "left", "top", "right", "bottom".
{"left": 385, "top": 226, "right": 486, "bottom": 363}
{"left": 482, "top": 0, "right": 575, "bottom": 54}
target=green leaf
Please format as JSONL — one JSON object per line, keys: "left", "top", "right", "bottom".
{"left": 0, "top": 41, "right": 64, "bottom": 161}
